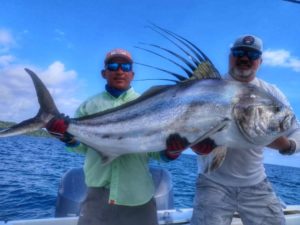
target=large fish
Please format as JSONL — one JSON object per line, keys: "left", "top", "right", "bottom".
{"left": 0, "top": 25, "right": 295, "bottom": 170}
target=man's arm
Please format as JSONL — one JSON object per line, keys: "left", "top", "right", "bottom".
{"left": 267, "top": 136, "right": 296, "bottom": 155}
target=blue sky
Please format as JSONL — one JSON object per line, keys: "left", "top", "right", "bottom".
{"left": 0, "top": 0, "right": 300, "bottom": 166}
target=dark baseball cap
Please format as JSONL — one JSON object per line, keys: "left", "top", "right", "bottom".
{"left": 231, "top": 35, "right": 263, "bottom": 53}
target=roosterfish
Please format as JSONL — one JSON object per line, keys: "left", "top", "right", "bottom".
{"left": 0, "top": 25, "right": 295, "bottom": 172}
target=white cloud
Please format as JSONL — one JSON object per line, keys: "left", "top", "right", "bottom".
{"left": 263, "top": 49, "right": 300, "bottom": 72}
{"left": 0, "top": 28, "right": 15, "bottom": 52}
{"left": 54, "top": 29, "right": 65, "bottom": 42}
{"left": 0, "top": 28, "right": 83, "bottom": 123}
{"left": 0, "top": 55, "right": 15, "bottom": 66}
{"left": 0, "top": 63, "right": 82, "bottom": 122}
{"left": 41, "top": 61, "right": 77, "bottom": 85}
{"left": 55, "top": 29, "right": 65, "bottom": 36}
{"left": 54, "top": 29, "right": 73, "bottom": 49}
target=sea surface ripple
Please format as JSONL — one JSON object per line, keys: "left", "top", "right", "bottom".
{"left": 0, "top": 136, "right": 299, "bottom": 221}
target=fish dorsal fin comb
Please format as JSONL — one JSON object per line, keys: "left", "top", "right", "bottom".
{"left": 191, "top": 61, "right": 222, "bottom": 81}
{"left": 137, "top": 23, "right": 222, "bottom": 83}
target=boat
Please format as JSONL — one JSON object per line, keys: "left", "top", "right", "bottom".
{"left": 2, "top": 167, "right": 300, "bottom": 225}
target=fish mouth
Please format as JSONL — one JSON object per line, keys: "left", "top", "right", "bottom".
{"left": 280, "top": 114, "right": 295, "bottom": 131}
{"left": 234, "top": 106, "right": 295, "bottom": 145}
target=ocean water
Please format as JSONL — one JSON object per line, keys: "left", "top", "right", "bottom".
{"left": 0, "top": 136, "right": 300, "bottom": 221}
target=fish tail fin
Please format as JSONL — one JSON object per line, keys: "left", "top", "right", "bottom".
{"left": 0, "top": 68, "right": 60, "bottom": 137}
{"left": 198, "top": 146, "right": 227, "bottom": 174}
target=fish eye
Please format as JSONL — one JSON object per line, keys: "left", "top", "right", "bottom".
{"left": 275, "top": 106, "right": 281, "bottom": 112}
{"left": 246, "top": 106, "right": 253, "bottom": 112}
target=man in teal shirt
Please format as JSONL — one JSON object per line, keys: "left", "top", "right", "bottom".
{"left": 46, "top": 48, "right": 183, "bottom": 225}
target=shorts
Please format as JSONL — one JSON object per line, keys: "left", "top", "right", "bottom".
{"left": 77, "top": 187, "right": 158, "bottom": 225}
{"left": 191, "top": 175, "right": 285, "bottom": 225}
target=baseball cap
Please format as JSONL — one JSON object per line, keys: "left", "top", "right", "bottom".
{"left": 231, "top": 35, "right": 263, "bottom": 53}
{"left": 104, "top": 48, "right": 133, "bottom": 64}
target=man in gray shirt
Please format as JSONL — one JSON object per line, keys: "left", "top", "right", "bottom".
{"left": 192, "top": 35, "right": 300, "bottom": 225}
{"left": 168, "top": 34, "right": 300, "bottom": 225}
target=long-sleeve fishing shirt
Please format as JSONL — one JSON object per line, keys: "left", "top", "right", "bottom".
{"left": 67, "top": 88, "right": 160, "bottom": 206}
{"left": 198, "top": 74, "right": 300, "bottom": 187}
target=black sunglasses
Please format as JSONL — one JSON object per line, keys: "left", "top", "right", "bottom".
{"left": 231, "top": 49, "right": 262, "bottom": 60}
{"left": 106, "top": 63, "right": 132, "bottom": 72}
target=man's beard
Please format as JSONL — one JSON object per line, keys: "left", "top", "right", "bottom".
{"left": 230, "top": 67, "right": 254, "bottom": 78}
{"left": 230, "top": 59, "right": 255, "bottom": 79}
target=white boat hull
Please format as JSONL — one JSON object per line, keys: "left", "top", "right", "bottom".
{"left": 3, "top": 205, "right": 300, "bottom": 225}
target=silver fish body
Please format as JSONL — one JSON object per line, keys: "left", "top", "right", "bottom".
{"left": 70, "top": 80, "right": 223, "bottom": 156}
{"left": 0, "top": 69, "right": 295, "bottom": 164}
{"left": 1, "top": 24, "right": 296, "bottom": 169}
{"left": 69, "top": 78, "right": 294, "bottom": 158}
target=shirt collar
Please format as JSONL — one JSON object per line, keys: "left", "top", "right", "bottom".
{"left": 105, "top": 85, "right": 131, "bottom": 98}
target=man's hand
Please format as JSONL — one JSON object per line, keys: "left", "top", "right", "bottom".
{"left": 165, "top": 133, "right": 189, "bottom": 160}
{"left": 268, "top": 136, "right": 296, "bottom": 155}
{"left": 191, "top": 138, "right": 216, "bottom": 155}
{"left": 46, "top": 114, "right": 77, "bottom": 146}
{"left": 46, "top": 116, "right": 69, "bottom": 138}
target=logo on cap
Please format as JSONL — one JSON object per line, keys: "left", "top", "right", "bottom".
{"left": 242, "top": 36, "right": 255, "bottom": 46}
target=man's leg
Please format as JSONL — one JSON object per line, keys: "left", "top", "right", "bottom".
{"left": 78, "top": 187, "right": 158, "bottom": 225}
{"left": 77, "top": 187, "right": 112, "bottom": 225}
{"left": 116, "top": 197, "right": 158, "bottom": 225}
{"left": 238, "top": 179, "right": 286, "bottom": 225}
{"left": 191, "top": 175, "right": 237, "bottom": 225}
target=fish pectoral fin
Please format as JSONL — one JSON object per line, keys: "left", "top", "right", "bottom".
{"left": 99, "top": 152, "right": 118, "bottom": 165}
{"left": 190, "top": 118, "right": 230, "bottom": 145}
{"left": 77, "top": 141, "right": 118, "bottom": 165}
{"left": 198, "top": 146, "right": 227, "bottom": 174}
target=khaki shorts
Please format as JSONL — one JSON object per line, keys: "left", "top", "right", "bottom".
{"left": 191, "top": 175, "right": 285, "bottom": 225}
{"left": 77, "top": 187, "right": 158, "bottom": 225}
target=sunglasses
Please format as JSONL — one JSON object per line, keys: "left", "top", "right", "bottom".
{"left": 106, "top": 63, "right": 132, "bottom": 72}
{"left": 231, "top": 49, "right": 262, "bottom": 60}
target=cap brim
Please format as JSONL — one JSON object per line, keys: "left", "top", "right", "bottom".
{"left": 231, "top": 46, "right": 262, "bottom": 53}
